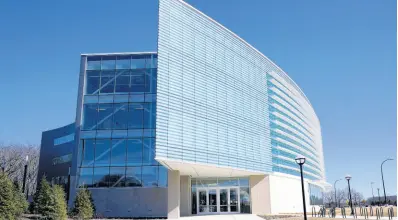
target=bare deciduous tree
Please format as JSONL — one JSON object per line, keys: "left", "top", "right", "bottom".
{"left": 336, "top": 188, "right": 346, "bottom": 208}
{"left": 323, "top": 190, "right": 334, "bottom": 207}
{"left": 0, "top": 143, "right": 40, "bottom": 197}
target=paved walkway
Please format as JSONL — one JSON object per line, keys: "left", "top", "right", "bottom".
{"left": 180, "top": 214, "right": 264, "bottom": 220}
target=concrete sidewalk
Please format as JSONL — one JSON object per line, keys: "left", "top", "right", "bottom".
{"left": 180, "top": 214, "right": 264, "bottom": 220}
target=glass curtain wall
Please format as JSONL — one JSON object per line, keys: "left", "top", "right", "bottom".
{"left": 309, "top": 183, "right": 323, "bottom": 205}
{"left": 77, "top": 54, "right": 167, "bottom": 188}
{"left": 191, "top": 177, "right": 250, "bottom": 214}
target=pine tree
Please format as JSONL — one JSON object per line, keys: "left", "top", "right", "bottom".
{"left": 12, "top": 179, "right": 28, "bottom": 217}
{"left": 49, "top": 185, "right": 67, "bottom": 220}
{"left": 72, "top": 187, "right": 94, "bottom": 219}
{"left": 34, "top": 176, "right": 56, "bottom": 218}
{"left": 0, "top": 173, "right": 27, "bottom": 220}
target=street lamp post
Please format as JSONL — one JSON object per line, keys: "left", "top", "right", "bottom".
{"left": 22, "top": 156, "right": 29, "bottom": 194}
{"left": 66, "top": 166, "right": 71, "bottom": 202}
{"left": 371, "top": 182, "right": 375, "bottom": 205}
{"left": 381, "top": 158, "right": 393, "bottom": 205}
{"left": 345, "top": 175, "right": 354, "bottom": 215}
{"left": 377, "top": 188, "right": 381, "bottom": 206}
{"left": 334, "top": 179, "right": 342, "bottom": 208}
{"left": 295, "top": 156, "right": 307, "bottom": 220}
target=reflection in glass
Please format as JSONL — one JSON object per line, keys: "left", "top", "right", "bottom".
{"left": 101, "top": 56, "right": 116, "bottom": 70}
{"left": 78, "top": 168, "right": 93, "bottom": 188}
{"left": 97, "top": 103, "right": 113, "bottom": 130}
{"left": 142, "top": 166, "right": 158, "bottom": 187}
{"left": 116, "top": 56, "right": 131, "bottom": 69}
{"left": 86, "top": 71, "right": 100, "bottom": 94}
{"left": 87, "top": 56, "right": 101, "bottom": 70}
{"left": 94, "top": 139, "right": 110, "bottom": 166}
{"left": 113, "top": 103, "right": 129, "bottom": 129}
{"left": 115, "top": 70, "right": 130, "bottom": 93}
{"left": 239, "top": 178, "right": 249, "bottom": 187}
{"left": 230, "top": 188, "right": 238, "bottom": 212}
{"left": 144, "top": 103, "right": 156, "bottom": 129}
{"left": 127, "top": 139, "right": 142, "bottom": 166}
{"left": 218, "top": 178, "right": 238, "bottom": 186}
{"left": 199, "top": 190, "right": 207, "bottom": 213}
{"left": 240, "top": 187, "right": 250, "bottom": 213}
{"left": 109, "top": 167, "right": 126, "bottom": 187}
{"left": 110, "top": 139, "right": 126, "bottom": 166}
{"left": 220, "top": 189, "right": 228, "bottom": 212}
{"left": 209, "top": 189, "right": 217, "bottom": 212}
{"left": 93, "top": 167, "right": 109, "bottom": 187}
{"left": 158, "top": 166, "right": 168, "bottom": 187}
{"left": 130, "top": 70, "right": 146, "bottom": 92}
{"left": 128, "top": 104, "right": 144, "bottom": 128}
{"left": 82, "top": 139, "right": 95, "bottom": 167}
{"left": 143, "top": 138, "right": 157, "bottom": 165}
{"left": 125, "top": 167, "right": 142, "bottom": 187}
{"left": 100, "top": 71, "right": 115, "bottom": 93}
{"left": 82, "top": 104, "right": 98, "bottom": 130}
{"left": 131, "top": 57, "right": 147, "bottom": 69}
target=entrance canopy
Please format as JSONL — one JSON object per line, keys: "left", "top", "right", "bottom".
{"left": 156, "top": 157, "right": 266, "bottom": 177}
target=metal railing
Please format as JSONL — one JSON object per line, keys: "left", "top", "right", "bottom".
{"left": 388, "top": 207, "right": 394, "bottom": 220}
{"left": 341, "top": 207, "right": 347, "bottom": 218}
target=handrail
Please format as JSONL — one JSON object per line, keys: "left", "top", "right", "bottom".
{"left": 341, "top": 207, "right": 346, "bottom": 218}
{"left": 370, "top": 206, "right": 373, "bottom": 216}
{"left": 388, "top": 207, "right": 394, "bottom": 220}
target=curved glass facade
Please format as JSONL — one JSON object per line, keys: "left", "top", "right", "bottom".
{"left": 157, "top": 0, "right": 325, "bottom": 181}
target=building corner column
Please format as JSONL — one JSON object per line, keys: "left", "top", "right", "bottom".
{"left": 180, "top": 175, "right": 191, "bottom": 217}
{"left": 168, "top": 170, "right": 180, "bottom": 219}
{"left": 250, "top": 175, "right": 271, "bottom": 215}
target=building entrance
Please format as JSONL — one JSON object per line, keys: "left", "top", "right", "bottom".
{"left": 196, "top": 187, "right": 240, "bottom": 214}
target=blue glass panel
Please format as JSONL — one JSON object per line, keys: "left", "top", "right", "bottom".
{"left": 87, "top": 56, "right": 101, "bottom": 70}
{"left": 113, "top": 103, "right": 129, "bottom": 129}
{"left": 143, "top": 138, "right": 157, "bottom": 165}
{"left": 115, "top": 70, "right": 130, "bottom": 93}
{"left": 130, "top": 70, "right": 146, "bottom": 92}
{"left": 158, "top": 166, "right": 168, "bottom": 187}
{"left": 131, "top": 56, "right": 147, "bottom": 69}
{"left": 116, "top": 56, "right": 131, "bottom": 69}
{"left": 142, "top": 166, "right": 158, "bottom": 187}
{"left": 218, "top": 178, "right": 238, "bottom": 186}
{"left": 98, "top": 95, "right": 113, "bottom": 103}
{"left": 100, "top": 71, "right": 115, "bottom": 94}
{"left": 239, "top": 178, "right": 249, "bottom": 187}
{"left": 82, "top": 103, "right": 98, "bottom": 130}
{"left": 93, "top": 167, "right": 110, "bottom": 187}
{"left": 101, "top": 56, "right": 116, "bottom": 70}
{"left": 130, "top": 94, "right": 145, "bottom": 102}
{"left": 94, "top": 139, "right": 111, "bottom": 166}
{"left": 143, "top": 103, "right": 156, "bottom": 129}
{"left": 111, "top": 139, "right": 126, "bottom": 166}
{"left": 126, "top": 167, "right": 142, "bottom": 187}
{"left": 152, "top": 57, "right": 158, "bottom": 68}
{"left": 128, "top": 103, "right": 144, "bottom": 129}
{"left": 126, "top": 139, "right": 142, "bottom": 166}
{"left": 97, "top": 103, "right": 113, "bottom": 130}
{"left": 82, "top": 139, "right": 95, "bottom": 167}
{"left": 109, "top": 167, "right": 126, "bottom": 187}
{"left": 85, "top": 71, "right": 100, "bottom": 94}
{"left": 78, "top": 168, "right": 93, "bottom": 188}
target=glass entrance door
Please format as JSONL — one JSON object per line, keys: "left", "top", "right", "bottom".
{"left": 196, "top": 187, "right": 240, "bottom": 214}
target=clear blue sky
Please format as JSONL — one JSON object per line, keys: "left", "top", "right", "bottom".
{"left": 0, "top": 0, "right": 396, "bottom": 198}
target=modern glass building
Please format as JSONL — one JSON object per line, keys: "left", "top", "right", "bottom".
{"left": 38, "top": 0, "right": 330, "bottom": 218}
